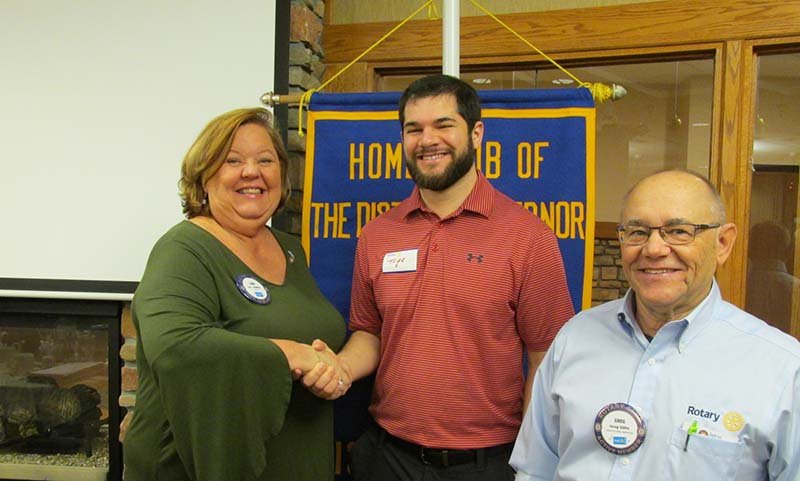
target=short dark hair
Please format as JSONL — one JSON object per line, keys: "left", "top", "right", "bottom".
{"left": 398, "top": 74, "right": 481, "bottom": 132}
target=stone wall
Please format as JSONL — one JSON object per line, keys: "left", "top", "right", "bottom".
{"left": 279, "top": 0, "right": 326, "bottom": 235}
{"left": 591, "top": 237, "right": 628, "bottom": 306}
{"left": 118, "top": 305, "right": 135, "bottom": 441}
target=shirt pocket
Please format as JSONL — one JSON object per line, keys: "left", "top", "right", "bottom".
{"left": 662, "top": 425, "right": 744, "bottom": 481}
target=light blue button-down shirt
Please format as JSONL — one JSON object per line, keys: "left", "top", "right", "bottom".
{"left": 510, "top": 281, "right": 800, "bottom": 481}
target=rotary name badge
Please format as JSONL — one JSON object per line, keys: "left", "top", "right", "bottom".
{"left": 235, "top": 275, "right": 270, "bottom": 305}
{"left": 594, "top": 403, "right": 646, "bottom": 455}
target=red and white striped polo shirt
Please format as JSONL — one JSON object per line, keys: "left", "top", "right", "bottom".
{"left": 349, "top": 171, "right": 574, "bottom": 449}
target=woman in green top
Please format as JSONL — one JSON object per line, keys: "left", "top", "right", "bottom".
{"left": 123, "top": 108, "right": 347, "bottom": 481}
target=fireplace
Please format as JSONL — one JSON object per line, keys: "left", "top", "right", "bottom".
{"left": 0, "top": 297, "right": 122, "bottom": 481}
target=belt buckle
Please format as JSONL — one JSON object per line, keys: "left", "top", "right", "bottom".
{"left": 420, "top": 448, "right": 448, "bottom": 467}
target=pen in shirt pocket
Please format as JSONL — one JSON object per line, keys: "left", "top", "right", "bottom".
{"left": 683, "top": 420, "right": 699, "bottom": 451}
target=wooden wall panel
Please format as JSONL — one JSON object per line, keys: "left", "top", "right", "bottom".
{"left": 714, "top": 40, "right": 748, "bottom": 304}
{"left": 322, "top": 62, "right": 373, "bottom": 93}
{"left": 324, "top": 0, "right": 800, "bottom": 64}
{"left": 327, "top": 0, "right": 657, "bottom": 25}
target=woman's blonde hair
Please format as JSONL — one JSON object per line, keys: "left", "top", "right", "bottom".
{"left": 179, "top": 107, "right": 290, "bottom": 218}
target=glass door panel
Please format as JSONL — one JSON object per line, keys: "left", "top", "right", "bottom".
{"left": 746, "top": 51, "right": 800, "bottom": 338}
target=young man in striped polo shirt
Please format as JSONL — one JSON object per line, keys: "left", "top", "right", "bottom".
{"left": 305, "top": 74, "right": 574, "bottom": 481}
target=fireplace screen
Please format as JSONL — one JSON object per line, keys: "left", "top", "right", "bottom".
{"left": 0, "top": 297, "right": 122, "bottom": 481}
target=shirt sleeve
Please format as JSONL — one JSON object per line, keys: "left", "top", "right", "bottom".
{"left": 516, "top": 224, "right": 575, "bottom": 352}
{"left": 510, "top": 336, "right": 562, "bottom": 480}
{"left": 348, "top": 231, "right": 381, "bottom": 335}
{"left": 770, "top": 367, "right": 800, "bottom": 481}
{"left": 133, "top": 233, "right": 292, "bottom": 481}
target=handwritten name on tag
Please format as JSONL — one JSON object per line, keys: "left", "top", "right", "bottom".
{"left": 382, "top": 249, "right": 418, "bottom": 273}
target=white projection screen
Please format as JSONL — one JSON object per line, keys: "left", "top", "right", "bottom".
{"left": 0, "top": 0, "right": 280, "bottom": 299}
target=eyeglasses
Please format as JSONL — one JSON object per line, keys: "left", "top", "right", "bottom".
{"left": 616, "top": 223, "right": 721, "bottom": 246}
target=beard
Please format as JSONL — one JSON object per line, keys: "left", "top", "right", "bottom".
{"left": 405, "top": 138, "right": 476, "bottom": 192}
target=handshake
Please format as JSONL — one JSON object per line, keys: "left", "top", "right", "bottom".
{"left": 273, "top": 338, "right": 352, "bottom": 400}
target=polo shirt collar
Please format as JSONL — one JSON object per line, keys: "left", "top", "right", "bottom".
{"left": 397, "top": 169, "right": 495, "bottom": 220}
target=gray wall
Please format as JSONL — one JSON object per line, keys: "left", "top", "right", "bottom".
{"left": 1, "top": 0, "right": 276, "bottom": 290}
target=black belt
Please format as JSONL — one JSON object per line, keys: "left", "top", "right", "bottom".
{"left": 381, "top": 428, "right": 513, "bottom": 468}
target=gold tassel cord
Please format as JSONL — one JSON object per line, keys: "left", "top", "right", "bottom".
{"left": 297, "top": 0, "right": 435, "bottom": 137}
{"left": 588, "top": 83, "right": 614, "bottom": 103}
{"left": 427, "top": 1, "right": 440, "bottom": 20}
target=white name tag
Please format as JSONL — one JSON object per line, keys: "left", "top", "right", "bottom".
{"left": 382, "top": 249, "right": 418, "bottom": 273}
{"left": 680, "top": 419, "right": 739, "bottom": 443}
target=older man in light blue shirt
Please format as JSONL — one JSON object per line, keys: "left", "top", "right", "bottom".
{"left": 510, "top": 170, "right": 800, "bottom": 481}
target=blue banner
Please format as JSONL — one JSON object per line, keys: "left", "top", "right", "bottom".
{"left": 301, "top": 88, "right": 595, "bottom": 478}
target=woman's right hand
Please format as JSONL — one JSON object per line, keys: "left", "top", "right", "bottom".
{"left": 271, "top": 339, "right": 329, "bottom": 375}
